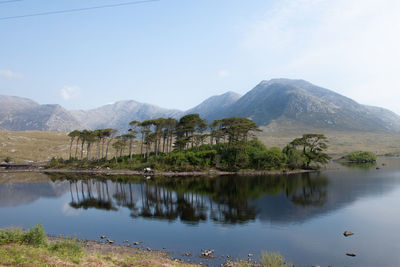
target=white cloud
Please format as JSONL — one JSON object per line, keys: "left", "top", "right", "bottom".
{"left": 61, "top": 202, "right": 81, "bottom": 216}
{"left": 218, "top": 69, "right": 229, "bottom": 78}
{"left": 0, "top": 69, "right": 23, "bottom": 79}
{"left": 60, "top": 86, "right": 82, "bottom": 100}
{"left": 239, "top": 0, "right": 400, "bottom": 114}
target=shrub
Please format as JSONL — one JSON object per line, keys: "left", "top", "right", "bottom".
{"left": 21, "top": 224, "right": 47, "bottom": 247}
{"left": 261, "top": 251, "right": 293, "bottom": 267}
{"left": 0, "top": 224, "right": 47, "bottom": 247}
{"left": 48, "top": 237, "right": 83, "bottom": 263}
{"left": 342, "top": 151, "right": 377, "bottom": 163}
{"left": 0, "top": 228, "right": 23, "bottom": 245}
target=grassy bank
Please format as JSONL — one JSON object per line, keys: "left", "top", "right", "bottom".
{"left": 0, "top": 225, "right": 195, "bottom": 267}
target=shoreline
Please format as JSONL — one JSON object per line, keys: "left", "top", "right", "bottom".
{"left": 0, "top": 166, "right": 315, "bottom": 176}
{"left": 45, "top": 235, "right": 247, "bottom": 267}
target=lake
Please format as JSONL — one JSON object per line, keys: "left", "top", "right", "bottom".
{"left": 1, "top": 158, "right": 400, "bottom": 266}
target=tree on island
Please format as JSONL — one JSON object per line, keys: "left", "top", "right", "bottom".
{"left": 65, "top": 117, "right": 331, "bottom": 172}
{"left": 67, "top": 130, "right": 80, "bottom": 159}
{"left": 288, "top": 134, "right": 331, "bottom": 169}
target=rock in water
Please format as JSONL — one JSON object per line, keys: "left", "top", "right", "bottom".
{"left": 202, "top": 249, "right": 214, "bottom": 257}
{"left": 343, "top": 231, "right": 354, "bottom": 237}
{"left": 346, "top": 253, "right": 356, "bottom": 257}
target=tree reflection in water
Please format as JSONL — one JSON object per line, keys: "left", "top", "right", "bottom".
{"left": 60, "top": 173, "right": 328, "bottom": 225}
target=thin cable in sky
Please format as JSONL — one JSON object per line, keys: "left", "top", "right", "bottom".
{"left": 0, "top": 0, "right": 23, "bottom": 4}
{"left": 0, "top": 0, "right": 159, "bottom": 20}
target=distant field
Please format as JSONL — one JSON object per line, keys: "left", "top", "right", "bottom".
{"left": 1, "top": 128, "right": 400, "bottom": 163}
{"left": 0, "top": 131, "right": 70, "bottom": 163}
{"left": 0, "top": 131, "right": 140, "bottom": 163}
{"left": 258, "top": 121, "right": 400, "bottom": 156}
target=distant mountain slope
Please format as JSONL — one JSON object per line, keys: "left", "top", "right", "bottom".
{"left": 71, "top": 100, "right": 183, "bottom": 131}
{"left": 2, "top": 78, "right": 400, "bottom": 133}
{"left": 184, "top": 91, "right": 241, "bottom": 122}
{"left": 0, "top": 95, "right": 84, "bottom": 132}
{"left": 223, "top": 79, "right": 400, "bottom": 133}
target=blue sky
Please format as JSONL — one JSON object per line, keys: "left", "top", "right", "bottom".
{"left": 1, "top": 0, "right": 400, "bottom": 114}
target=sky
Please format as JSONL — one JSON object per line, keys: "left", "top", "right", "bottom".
{"left": 1, "top": 0, "right": 400, "bottom": 114}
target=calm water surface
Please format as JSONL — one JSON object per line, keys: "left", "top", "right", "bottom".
{"left": 1, "top": 158, "right": 400, "bottom": 266}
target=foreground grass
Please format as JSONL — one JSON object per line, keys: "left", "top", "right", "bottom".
{"left": 0, "top": 225, "right": 195, "bottom": 267}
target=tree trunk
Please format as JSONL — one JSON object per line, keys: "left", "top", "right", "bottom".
{"left": 69, "top": 138, "right": 74, "bottom": 159}
{"left": 80, "top": 140, "right": 85, "bottom": 159}
{"left": 74, "top": 138, "right": 79, "bottom": 158}
{"left": 129, "top": 140, "right": 133, "bottom": 161}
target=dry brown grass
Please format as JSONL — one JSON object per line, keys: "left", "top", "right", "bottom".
{"left": 257, "top": 122, "right": 400, "bottom": 156}
{"left": 0, "top": 131, "right": 140, "bottom": 163}
{"left": 0, "top": 131, "right": 70, "bottom": 163}
{"left": 1, "top": 127, "right": 400, "bottom": 164}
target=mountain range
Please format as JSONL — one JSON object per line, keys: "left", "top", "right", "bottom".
{"left": 1, "top": 78, "right": 400, "bottom": 133}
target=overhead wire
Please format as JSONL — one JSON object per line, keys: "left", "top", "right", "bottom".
{"left": 0, "top": 0, "right": 160, "bottom": 20}
{"left": 0, "top": 0, "right": 23, "bottom": 5}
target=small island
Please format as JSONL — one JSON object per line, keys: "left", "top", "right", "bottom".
{"left": 44, "top": 115, "right": 331, "bottom": 174}
{"left": 340, "top": 151, "right": 377, "bottom": 163}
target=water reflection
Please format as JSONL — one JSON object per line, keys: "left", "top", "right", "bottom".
{"left": 51, "top": 173, "right": 329, "bottom": 225}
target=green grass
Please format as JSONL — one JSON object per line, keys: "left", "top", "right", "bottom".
{"left": 48, "top": 237, "right": 84, "bottom": 264}
{"left": 0, "top": 224, "right": 47, "bottom": 247}
{"left": 235, "top": 251, "right": 293, "bottom": 267}
{"left": 0, "top": 225, "right": 198, "bottom": 266}
{"left": 261, "top": 251, "right": 293, "bottom": 267}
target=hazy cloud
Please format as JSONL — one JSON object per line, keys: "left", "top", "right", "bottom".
{"left": 240, "top": 0, "right": 400, "bottom": 114}
{"left": 60, "top": 86, "right": 82, "bottom": 100}
{"left": 218, "top": 70, "right": 229, "bottom": 78}
{"left": 61, "top": 202, "right": 80, "bottom": 216}
{"left": 0, "top": 69, "right": 23, "bottom": 79}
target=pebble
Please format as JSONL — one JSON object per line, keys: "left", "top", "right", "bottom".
{"left": 133, "top": 242, "right": 140, "bottom": 245}
{"left": 146, "top": 247, "right": 152, "bottom": 251}
{"left": 202, "top": 249, "right": 215, "bottom": 257}
{"left": 343, "top": 231, "right": 354, "bottom": 237}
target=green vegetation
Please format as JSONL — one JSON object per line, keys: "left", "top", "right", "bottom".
{"left": 341, "top": 151, "right": 377, "bottom": 163}
{"left": 0, "top": 224, "right": 47, "bottom": 247}
{"left": 261, "top": 251, "right": 294, "bottom": 267}
{"left": 58, "top": 115, "right": 330, "bottom": 171}
{"left": 0, "top": 225, "right": 196, "bottom": 266}
{"left": 236, "top": 251, "right": 293, "bottom": 267}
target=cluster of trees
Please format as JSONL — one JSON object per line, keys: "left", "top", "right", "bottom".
{"left": 66, "top": 114, "right": 330, "bottom": 170}
{"left": 67, "top": 128, "right": 118, "bottom": 160}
